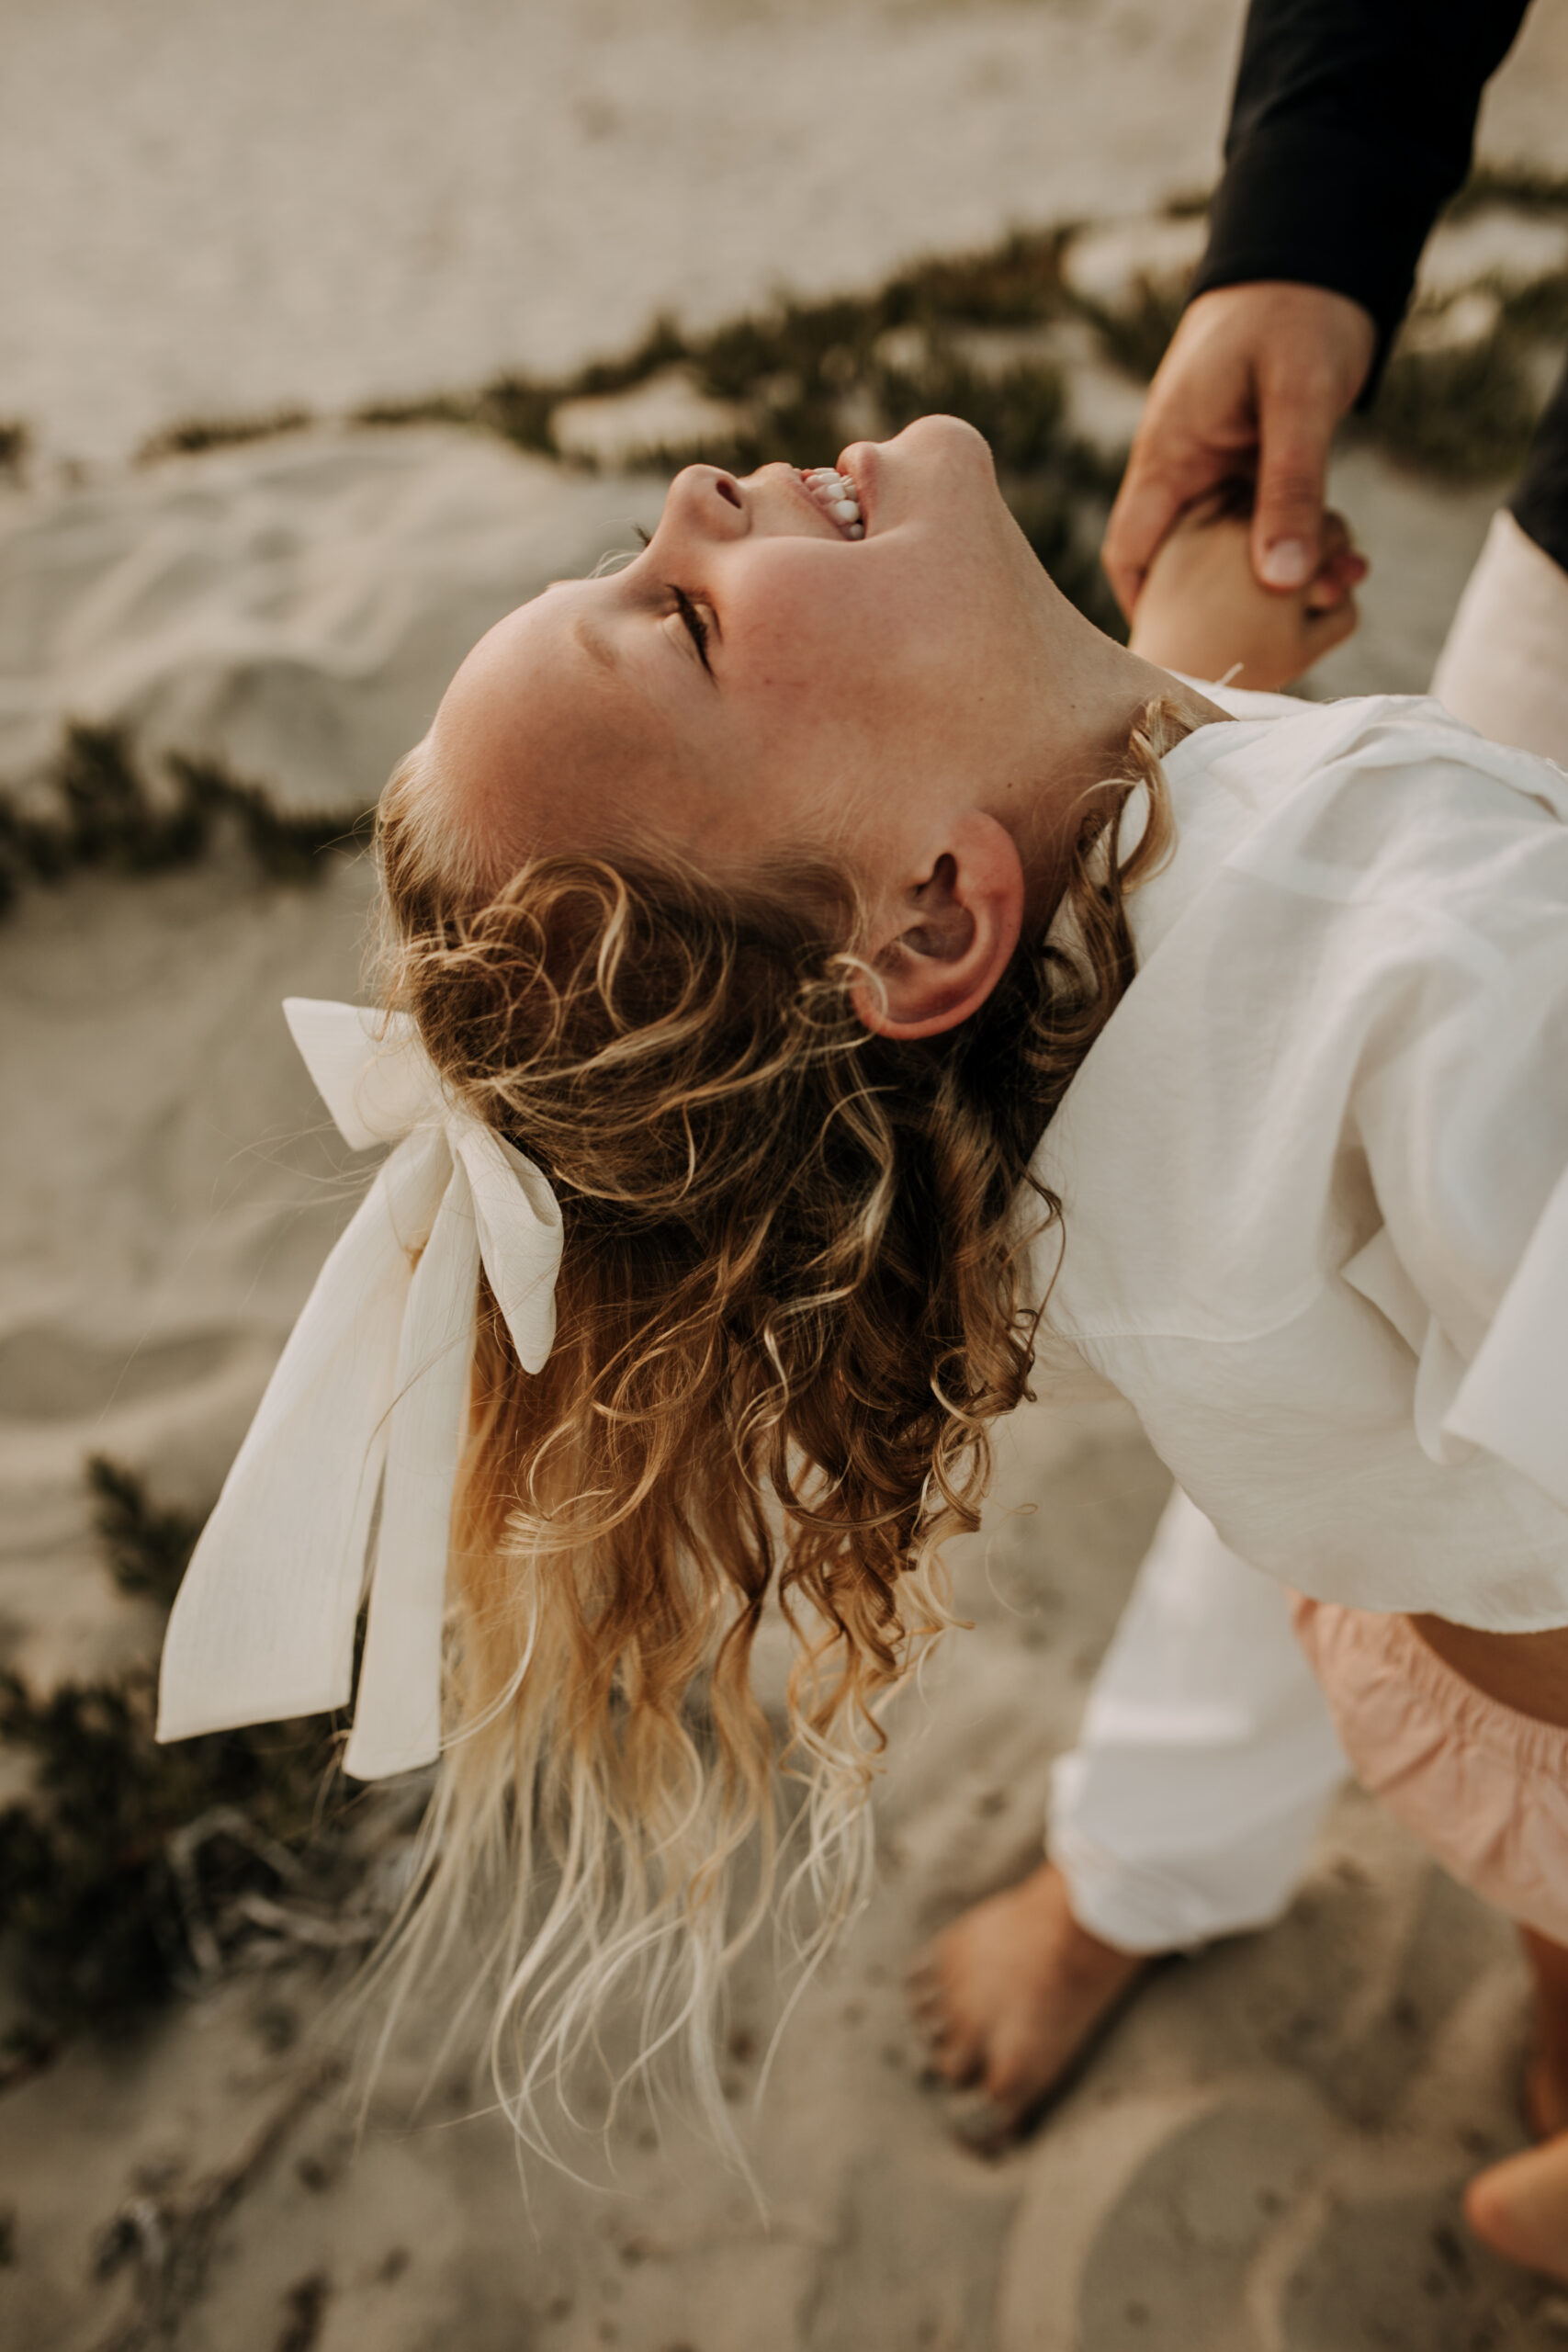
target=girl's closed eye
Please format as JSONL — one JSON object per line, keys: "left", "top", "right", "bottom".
{"left": 671, "top": 584, "right": 715, "bottom": 676}
{"left": 631, "top": 525, "right": 716, "bottom": 677}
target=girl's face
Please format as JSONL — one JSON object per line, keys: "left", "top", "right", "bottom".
{"left": 431, "top": 415, "right": 1060, "bottom": 882}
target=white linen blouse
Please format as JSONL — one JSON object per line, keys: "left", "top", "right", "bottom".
{"left": 1031, "top": 688, "right": 1568, "bottom": 1631}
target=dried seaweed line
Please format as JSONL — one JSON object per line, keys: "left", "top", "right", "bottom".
{"left": 89, "top": 2056, "right": 341, "bottom": 2352}
{"left": 0, "top": 726, "right": 370, "bottom": 920}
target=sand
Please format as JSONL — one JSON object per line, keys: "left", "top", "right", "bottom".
{"left": 0, "top": 429, "right": 1557, "bottom": 2350}
{"left": 5, "top": 2, "right": 1568, "bottom": 2346}
{"left": 0, "top": 1376, "right": 1546, "bottom": 2352}
{"left": 4, "top": 0, "right": 1568, "bottom": 475}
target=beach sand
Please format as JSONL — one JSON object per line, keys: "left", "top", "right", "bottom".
{"left": 4, "top": 4, "right": 1568, "bottom": 2346}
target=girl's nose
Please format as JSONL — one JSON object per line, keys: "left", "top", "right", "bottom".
{"left": 659, "top": 465, "right": 748, "bottom": 544}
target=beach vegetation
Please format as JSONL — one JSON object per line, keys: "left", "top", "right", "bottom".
{"left": 136, "top": 406, "right": 314, "bottom": 466}
{"left": 0, "top": 726, "right": 369, "bottom": 918}
{"left": 1372, "top": 332, "right": 1544, "bottom": 482}
{"left": 327, "top": 169, "right": 1565, "bottom": 539}
{"left": 3, "top": 175, "right": 1562, "bottom": 928}
{"left": 0, "top": 1458, "right": 368, "bottom": 2082}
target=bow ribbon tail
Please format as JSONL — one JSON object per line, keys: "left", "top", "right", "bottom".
{"left": 457, "top": 1125, "right": 563, "bottom": 1373}
{"left": 342, "top": 1155, "right": 482, "bottom": 1780}
{"left": 155, "top": 1134, "right": 448, "bottom": 1744}
{"left": 159, "top": 992, "right": 566, "bottom": 1781}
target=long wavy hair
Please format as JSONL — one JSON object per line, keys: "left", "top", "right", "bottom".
{"left": 364, "top": 698, "right": 1180, "bottom": 2158}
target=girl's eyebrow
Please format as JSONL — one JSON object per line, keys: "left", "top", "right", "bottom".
{"left": 571, "top": 573, "right": 706, "bottom": 684}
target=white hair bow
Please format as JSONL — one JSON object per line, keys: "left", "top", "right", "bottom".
{"left": 156, "top": 998, "right": 563, "bottom": 1780}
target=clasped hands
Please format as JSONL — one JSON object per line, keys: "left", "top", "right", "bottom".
{"left": 1110, "top": 281, "right": 1376, "bottom": 692}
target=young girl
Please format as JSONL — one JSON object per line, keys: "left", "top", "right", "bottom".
{"left": 157, "top": 417, "right": 1568, "bottom": 2269}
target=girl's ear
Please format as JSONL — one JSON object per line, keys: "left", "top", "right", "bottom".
{"left": 852, "top": 810, "right": 1025, "bottom": 1039}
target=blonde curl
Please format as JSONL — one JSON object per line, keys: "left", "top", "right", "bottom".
{"left": 357, "top": 702, "right": 1179, "bottom": 2162}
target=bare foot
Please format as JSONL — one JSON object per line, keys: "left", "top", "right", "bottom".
{"left": 907, "top": 1860, "right": 1150, "bottom": 2149}
{"left": 1466, "top": 2135, "right": 1568, "bottom": 2282}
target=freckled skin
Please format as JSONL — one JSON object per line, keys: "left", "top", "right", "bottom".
{"left": 427, "top": 416, "right": 1217, "bottom": 998}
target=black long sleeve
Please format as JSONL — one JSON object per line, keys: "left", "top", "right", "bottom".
{"left": 1189, "top": 0, "right": 1532, "bottom": 391}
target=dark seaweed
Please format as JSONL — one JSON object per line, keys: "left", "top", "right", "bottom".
{"left": 137, "top": 407, "right": 314, "bottom": 466}
{"left": 0, "top": 726, "right": 369, "bottom": 918}
{"left": 0, "top": 1459, "right": 347, "bottom": 2073}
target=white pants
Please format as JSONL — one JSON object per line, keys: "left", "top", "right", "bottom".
{"left": 1049, "top": 507, "right": 1568, "bottom": 1954}
{"left": 1048, "top": 1488, "right": 1346, "bottom": 1951}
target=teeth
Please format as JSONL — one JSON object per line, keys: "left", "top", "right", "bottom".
{"left": 800, "top": 464, "right": 863, "bottom": 534}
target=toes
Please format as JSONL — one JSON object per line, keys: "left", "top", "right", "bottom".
{"left": 908, "top": 1986, "right": 984, "bottom": 2087}
{"left": 1464, "top": 2163, "right": 1542, "bottom": 2272}
{"left": 908, "top": 1989, "right": 950, "bottom": 2038}
{"left": 931, "top": 2050, "right": 1045, "bottom": 2157}
{"left": 905, "top": 1962, "right": 958, "bottom": 2041}
{"left": 937, "top": 2080, "right": 1024, "bottom": 2159}
{"left": 923, "top": 2017, "right": 983, "bottom": 2086}
{"left": 905, "top": 1954, "right": 942, "bottom": 2007}
{"left": 905, "top": 1951, "right": 979, "bottom": 2071}
{"left": 1465, "top": 2140, "right": 1568, "bottom": 2283}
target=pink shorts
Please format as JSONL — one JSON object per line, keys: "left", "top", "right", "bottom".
{"left": 1293, "top": 1596, "right": 1568, "bottom": 1946}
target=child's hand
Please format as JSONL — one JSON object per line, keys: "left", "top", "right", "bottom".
{"left": 1126, "top": 482, "right": 1367, "bottom": 692}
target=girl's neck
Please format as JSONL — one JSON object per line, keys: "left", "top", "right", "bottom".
{"left": 1009, "top": 621, "right": 1227, "bottom": 933}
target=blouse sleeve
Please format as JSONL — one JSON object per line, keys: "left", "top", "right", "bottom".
{"left": 1348, "top": 778, "right": 1568, "bottom": 1511}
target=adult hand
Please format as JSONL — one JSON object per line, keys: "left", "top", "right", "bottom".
{"left": 1102, "top": 282, "right": 1378, "bottom": 619}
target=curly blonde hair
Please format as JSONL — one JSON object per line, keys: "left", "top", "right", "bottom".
{"left": 365, "top": 701, "right": 1179, "bottom": 2157}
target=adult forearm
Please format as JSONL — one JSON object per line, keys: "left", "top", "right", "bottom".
{"left": 1191, "top": 0, "right": 1531, "bottom": 391}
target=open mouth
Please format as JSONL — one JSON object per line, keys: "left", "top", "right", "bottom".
{"left": 798, "top": 466, "right": 864, "bottom": 538}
